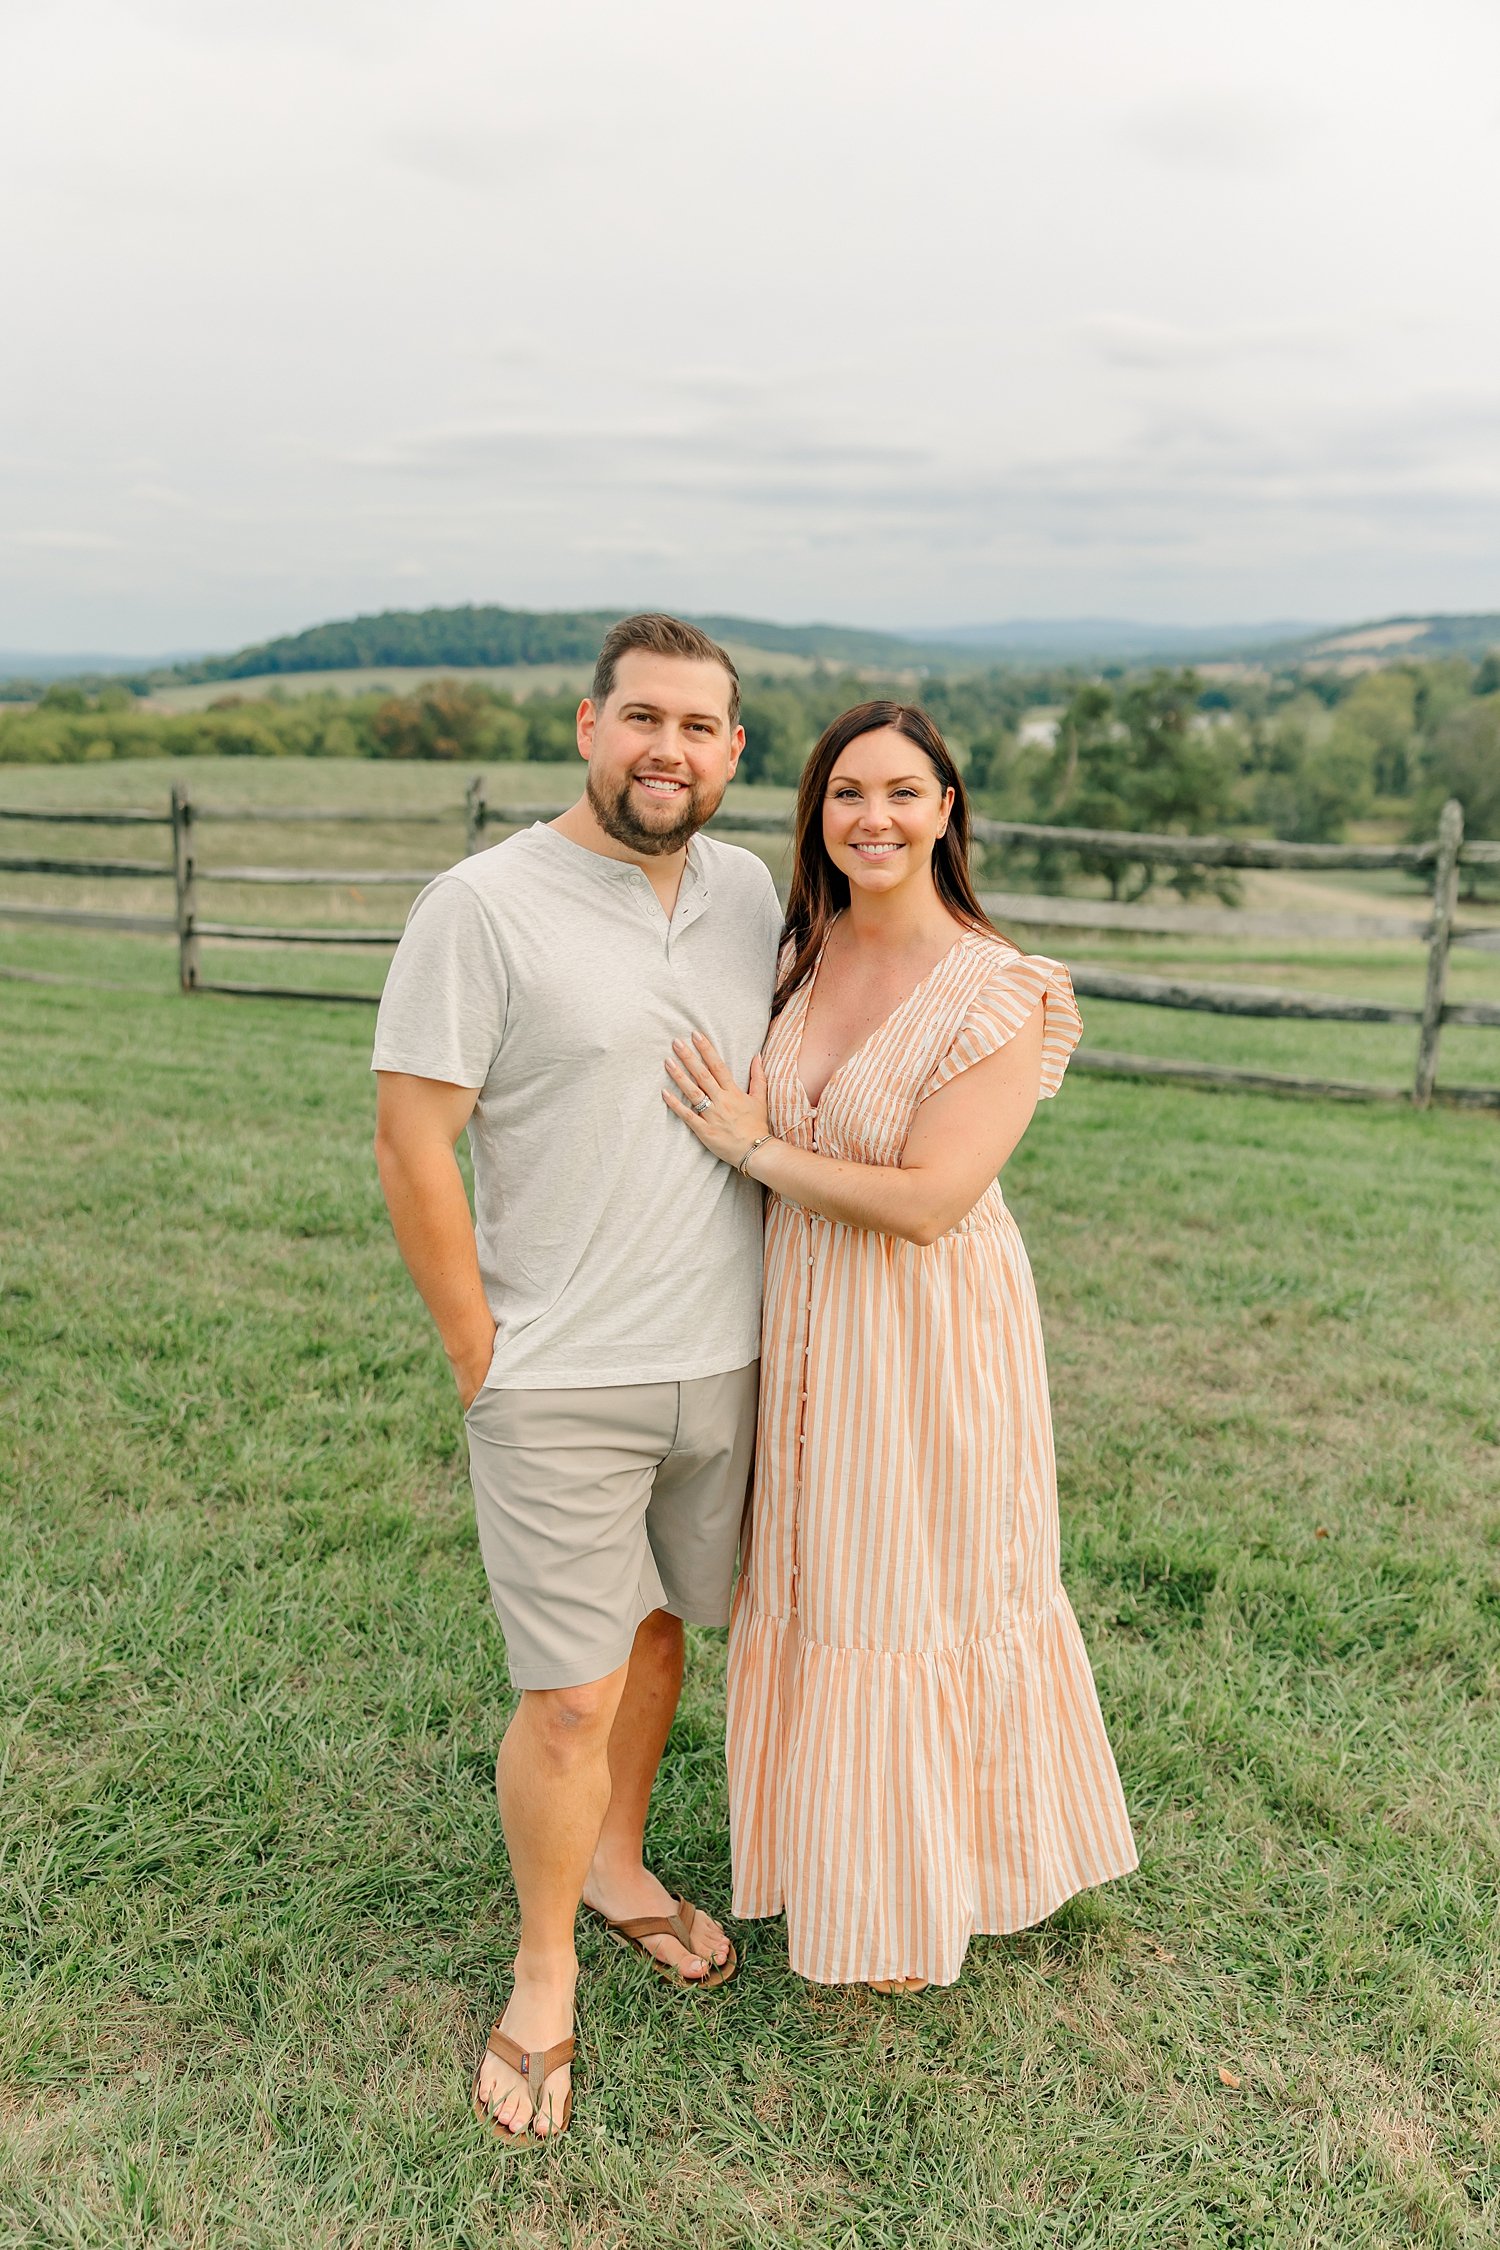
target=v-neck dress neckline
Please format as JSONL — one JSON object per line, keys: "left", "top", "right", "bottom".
{"left": 793, "top": 921, "right": 976, "bottom": 1115}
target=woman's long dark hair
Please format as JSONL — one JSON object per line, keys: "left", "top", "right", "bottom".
{"left": 771, "top": 701, "right": 997, "bottom": 1017}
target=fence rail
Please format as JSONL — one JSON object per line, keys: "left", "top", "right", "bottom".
{"left": 0, "top": 805, "right": 171, "bottom": 827}
{"left": 0, "top": 900, "right": 178, "bottom": 934}
{"left": 973, "top": 888, "right": 1435, "bottom": 944}
{"left": 2, "top": 778, "right": 1497, "bottom": 1111}
{"left": 193, "top": 920, "right": 407, "bottom": 946}
{"left": 196, "top": 864, "right": 442, "bottom": 886}
{"left": 1066, "top": 967, "right": 1423, "bottom": 1024}
{"left": 189, "top": 806, "right": 458, "bottom": 826}
{"left": 972, "top": 814, "right": 1500, "bottom": 870}
{"left": 0, "top": 851, "right": 175, "bottom": 879}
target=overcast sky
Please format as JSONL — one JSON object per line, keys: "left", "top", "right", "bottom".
{"left": 3, "top": 0, "right": 1499, "bottom": 652}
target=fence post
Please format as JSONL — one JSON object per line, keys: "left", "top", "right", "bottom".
{"left": 1413, "top": 796, "right": 1464, "bottom": 1107}
{"left": 465, "top": 772, "right": 487, "bottom": 856}
{"left": 170, "top": 781, "right": 200, "bottom": 992}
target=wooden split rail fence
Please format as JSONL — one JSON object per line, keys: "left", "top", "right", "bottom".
{"left": 2, "top": 777, "right": 1498, "bottom": 1112}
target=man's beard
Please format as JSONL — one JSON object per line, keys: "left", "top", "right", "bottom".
{"left": 587, "top": 766, "right": 724, "bottom": 857}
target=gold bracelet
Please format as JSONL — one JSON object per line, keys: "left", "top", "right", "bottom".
{"left": 737, "top": 1134, "right": 773, "bottom": 1177}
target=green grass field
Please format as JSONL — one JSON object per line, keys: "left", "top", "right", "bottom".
{"left": 2, "top": 768, "right": 1499, "bottom": 2245}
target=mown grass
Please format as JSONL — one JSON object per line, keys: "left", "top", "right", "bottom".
{"left": 2, "top": 936, "right": 1499, "bottom": 2249}
{"left": 4, "top": 763, "right": 1500, "bottom": 2241}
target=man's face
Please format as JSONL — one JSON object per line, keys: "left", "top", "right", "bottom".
{"left": 577, "top": 652, "right": 744, "bottom": 856}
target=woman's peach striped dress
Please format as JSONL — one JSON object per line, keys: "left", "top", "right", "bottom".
{"left": 726, "top": 929, "right": 1137, "bottom": 1986}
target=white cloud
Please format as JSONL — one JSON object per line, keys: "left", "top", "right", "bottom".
{"left": 381, "top": 124, "right": 563, "bottom": 196}
{"left": 1081, "top": 316, "right": 1346, "bottom": 371}
{"left": 3, "top": 529, "right": 125, "bottom": 553}
{"left": 1121, "top": 91, "right": 1309, "bottom": 176}
{"left": 1, "top": 0, "right": 1498, "bottom": 645}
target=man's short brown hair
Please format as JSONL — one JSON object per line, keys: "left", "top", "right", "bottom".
{"left": 591, "top": 614, "right": 741, "bottom": 728}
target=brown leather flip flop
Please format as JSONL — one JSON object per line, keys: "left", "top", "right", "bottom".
{"left": 472, "top": 2022, "right": 576, "bottom": 2145}
{"left": 597, "top": 1893, "right": 738, "bottom": 1989}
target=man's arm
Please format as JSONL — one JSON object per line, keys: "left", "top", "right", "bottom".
{"left": 374, "top": 1070, "right": 495, "bottom": 1409}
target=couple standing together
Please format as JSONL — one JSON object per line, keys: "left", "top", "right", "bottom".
{"left": 373, "top": 613, "right": 1137, "bottom": 2143}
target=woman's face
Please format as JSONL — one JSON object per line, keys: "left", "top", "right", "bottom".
{"left": 821, "top": 727, "right": 955, "bottom": 898}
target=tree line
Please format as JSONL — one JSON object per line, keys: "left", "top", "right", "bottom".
{"left": 4, "top": 656, "right": 1497, "bottom": 872}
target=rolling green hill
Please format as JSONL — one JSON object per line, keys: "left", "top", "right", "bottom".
{"left": 164, "top": 601, "right": 1496, "bottom": 693}
{"left": 168, "top": 604, "right": 946, "bottom": 685}
{"left": 1278, "top": 613, "right": 1500, "bottom": 667}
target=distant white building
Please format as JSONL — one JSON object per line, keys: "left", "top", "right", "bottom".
{"left": 1017, "top": 708, "right": 1060, "bottom": 749}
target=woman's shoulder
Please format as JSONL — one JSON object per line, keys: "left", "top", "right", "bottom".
{"left": 948, "top": 929, "right": 1082, "bottom": 1100}
{"left": 960, "top": 927, "right": 1071, "bottom": 995}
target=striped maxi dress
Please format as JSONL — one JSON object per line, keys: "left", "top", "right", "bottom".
{"left": 726, "top": 928, "right": 1137, "bottom": 1986}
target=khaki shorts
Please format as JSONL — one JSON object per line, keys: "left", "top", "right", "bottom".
{"left": 464, "top": 1362, "right": 759, "bottom": 1691}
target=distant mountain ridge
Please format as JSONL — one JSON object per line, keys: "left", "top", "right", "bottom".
{"left": 4, "top": 604, "right": 1498, "bottom": 699}
{"left": 160, "top": 603, "right": 1500, "bottom": 682}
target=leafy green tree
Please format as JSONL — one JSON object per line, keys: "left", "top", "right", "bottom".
{"left": 1333, "top": 670, "right": 1416, "bottom": 797}
{"left": 1033, "top": 672, "right": 1233, "bottom": 898}
{"left": 372, "top": 681, "right": 508, "bottom": 762}
{"left": 318, "top": 715, "right": 361, "bottom": 759}
{"left": 486, "top": 704, "right": 530, "bottom": 760}
{"left": 519, "top": 695, "right": 578, "bottom": 763}
{"left": 962, "top": 727, "right": 1015, "bottom": 797}
{"left": 1038, "top": 684, "right": 1111, "bottom": 811}
{"left": 1412, "top": 657, "right": 1473, "bottom": 740}
{"left": 1237, "top": 691, "right": 1372, "bottom": 843}
{"left": 1413, "top": 696, "right": 1500, "bottom": 895}
{"left": 1286, "top": 736, "right": 1372, "bottom": 840}
{"left": 197, "top": 709, "right": 286, "bottom": 757}
{"left": 737, "top": 686, "right": 810, "bottom": 785}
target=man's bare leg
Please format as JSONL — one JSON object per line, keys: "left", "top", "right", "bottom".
{"left": 475, "top": 1660, "right": 629, "bottom": 2138}
{"left": 580, "top": 1609, "right": 732, "bottom": 1979}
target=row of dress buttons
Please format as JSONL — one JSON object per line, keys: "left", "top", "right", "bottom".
{"left": 800, "top": 1209, "right": 816, "bottom": 1440}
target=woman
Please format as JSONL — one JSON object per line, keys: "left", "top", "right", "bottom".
{"left": 663, "top": 702, "right": 1137, "bottom": 1989}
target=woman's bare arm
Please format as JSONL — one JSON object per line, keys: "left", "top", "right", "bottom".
{"left": 664, "top": 1006, "right": 1046, "bottom": 1246}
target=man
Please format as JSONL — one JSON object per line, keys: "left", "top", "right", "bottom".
{"left": 372, "top": 614, "right": 782, "bottom": 2143}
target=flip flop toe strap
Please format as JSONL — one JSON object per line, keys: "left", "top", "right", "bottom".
{"left": 614, "top": 1895, "right": 699, "bottom": 1952}
{"left": 486, "top": 2028, "right": 574, "bottom": 2073}
{"left": 481, "top": 2024, "right": 575, "bottom": 2114}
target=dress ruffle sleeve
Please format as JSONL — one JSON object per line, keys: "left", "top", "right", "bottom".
{"left": 920, "top": 950, "right": 1083, "bottom": 1103}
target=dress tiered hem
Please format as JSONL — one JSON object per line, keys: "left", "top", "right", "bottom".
{"left": 727, "top": 1590, "right": 1139, "bottom": 1987}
